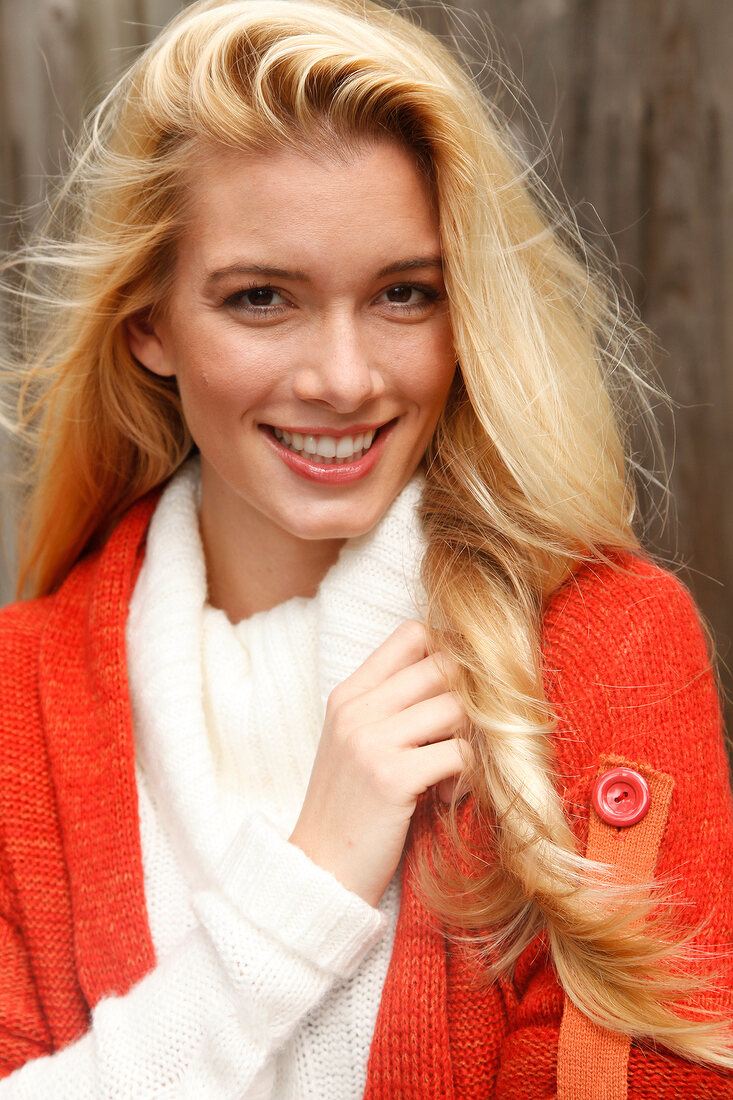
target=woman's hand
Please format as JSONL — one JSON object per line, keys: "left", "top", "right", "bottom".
{"left": 289, "top": 620, "right": 470, "bottom": 907}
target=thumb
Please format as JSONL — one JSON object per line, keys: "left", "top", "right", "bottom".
{"left": 437, "top": 774, "right": 464, "bottom": 803}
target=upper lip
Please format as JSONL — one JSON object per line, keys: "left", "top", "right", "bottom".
{"left": 264, "top": 420, "right": 393, "bottom": 437}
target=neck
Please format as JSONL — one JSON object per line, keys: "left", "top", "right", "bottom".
{"left": 199, "top": 482, "right": 345, "bottom": 622}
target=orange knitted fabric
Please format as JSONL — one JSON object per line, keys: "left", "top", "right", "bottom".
{"left": 556, "top": 756, "right": 676, "bottom": 1100}
{"left": 0, "top": 497, "right": 732, "bottom": 1097}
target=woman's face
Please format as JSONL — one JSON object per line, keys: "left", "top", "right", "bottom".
{"left": 129, "top": 139, "right": 455, "bottom": 550}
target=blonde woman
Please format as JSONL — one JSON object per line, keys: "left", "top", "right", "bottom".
{"left": 1, "top": 0, "right": 731, "bottom": 1095}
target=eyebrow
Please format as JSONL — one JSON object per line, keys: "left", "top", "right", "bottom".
{"left": 204, "top": 255, "right": 443, "bottom": 286}
{"left": 376, "top": 255, "right": 443, "bottom": 278}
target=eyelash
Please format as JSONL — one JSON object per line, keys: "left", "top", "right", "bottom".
{"left": 222, "top": 281, "right": 442, "bottom": 316}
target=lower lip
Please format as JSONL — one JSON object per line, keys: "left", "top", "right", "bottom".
{"left": 262, "top": 423, "right": 395, "bottom": 484}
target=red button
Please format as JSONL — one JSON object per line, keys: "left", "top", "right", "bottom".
{"left": 591, "top": 767, "right": 650, "bottom": 827}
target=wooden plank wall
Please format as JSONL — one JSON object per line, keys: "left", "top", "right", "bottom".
{"left": 1, "top": 0, "right": 731, "bottom": 733}
{"left": 451, "top": 0, "right": 733, "bottom": 737}
{"left": 0, "top": 0, "right": 185, "bottom": 593}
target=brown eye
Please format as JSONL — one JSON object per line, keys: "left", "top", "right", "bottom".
{"left": 223, "top": 285, "right": 288, "bottom": 312}
{"left": 378, "top": 283, "right": 440, "bottom": 310}
{"left": 386, "top": 284, "right": 415, "bottom": 303}
{"left": 246, "top": 287, "right": 277, "bottom": 306}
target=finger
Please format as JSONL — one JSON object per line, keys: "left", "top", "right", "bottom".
{"left": 409, "top": 737, "right": 471, "bottom": 795}
{"left": 339, "top": 620, "right": 428, "bottom": 696}
{"left": 438, "top": 774, "right": 461, "bottom": 803}
{"left": 370, "top": 652, "right": 463, "bottom": 715}
{"left": 389, "top": 691, "right": 468, "bottom": 747}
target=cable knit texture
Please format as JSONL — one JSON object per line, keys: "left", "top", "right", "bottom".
{"left": 127, "top": 460, "right": 415, "bottom": 1097}
{"left": 0, "top": 469, "right": 732, "bottom": 1097}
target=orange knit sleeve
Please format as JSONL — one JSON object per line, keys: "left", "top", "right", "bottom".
{"left": 0, "top": 599, "right": 89, "bottom": 1078}
{"left": 0, "top": 604, "right": 52, "bottom": 1078}
{"left": 0, "top": 871, "right": 51, "bottom": 1076}
{"left": 495, "top": 556, "right": 733, "bottom": 1099}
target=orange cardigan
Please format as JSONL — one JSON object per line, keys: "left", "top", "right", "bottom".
{"left": 0, "top": 493, "right": 732, "bottom": 1097}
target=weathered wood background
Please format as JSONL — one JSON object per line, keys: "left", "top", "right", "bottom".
{"left": 1, "top": 0, "right": 732, "bottom": 733}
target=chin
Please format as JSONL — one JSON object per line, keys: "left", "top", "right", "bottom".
{"left": 283, "top": 500, "right": 389, "bottom": 543}
{"left": 292, "top": 517, "right": 380, "bottom": 542}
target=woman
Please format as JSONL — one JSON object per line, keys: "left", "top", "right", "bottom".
{"left": 0, "top": 0, "right": 731, "bottom": 1095}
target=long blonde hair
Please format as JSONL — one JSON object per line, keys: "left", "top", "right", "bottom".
{"left": 2, "top": 0, "right": 730, "bottom": 1066}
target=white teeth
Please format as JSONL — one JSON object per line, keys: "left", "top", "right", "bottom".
{"left": 272, "top": 426, "right": 380, "bottom": 463}
{"left": 316, "top": 437, "right": 337, "bottom": 459}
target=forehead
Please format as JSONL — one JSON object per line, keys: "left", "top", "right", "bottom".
{"left": 177, "top": 139, "right": 441, "bottom": 276}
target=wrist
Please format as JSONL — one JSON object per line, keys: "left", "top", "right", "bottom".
{"left": 288, "top": 825, "right": 383, "bottom": 908}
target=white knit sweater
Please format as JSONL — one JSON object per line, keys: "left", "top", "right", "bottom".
{"left": 5, "top": 460, "right": 427, "bottom": 1099}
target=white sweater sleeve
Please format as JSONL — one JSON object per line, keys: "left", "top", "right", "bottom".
{"left": 1, "top": 815, "right": 385, "bottom": 1099}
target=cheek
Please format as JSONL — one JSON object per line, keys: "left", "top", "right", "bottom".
{"left": 408, "top": 327, "right": 456, "bottom": 410}
{"left": 381, "top": 317, "right": 454, "bottom": 401}
{"left": 173, "top": 333, "right": 287, "bottom": 420}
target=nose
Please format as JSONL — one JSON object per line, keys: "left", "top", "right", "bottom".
{"left": 292, "top": 312, "right": 384, "bottom": 412}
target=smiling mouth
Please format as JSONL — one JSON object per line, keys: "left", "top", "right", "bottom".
{"left": 268, "top": 424, "right": 389, "bottom": 464}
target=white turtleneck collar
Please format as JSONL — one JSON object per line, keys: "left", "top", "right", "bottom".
{"left": 127, "top": 458, "right": 427, "bottom": 885}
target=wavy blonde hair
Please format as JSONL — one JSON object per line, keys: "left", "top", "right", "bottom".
{"left": 2, "top": 0, "right": 730, "bottom": 1067}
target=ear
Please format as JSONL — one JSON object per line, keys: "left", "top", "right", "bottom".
{"left": 125, "top": 310, "right": 176, "bottom": 378}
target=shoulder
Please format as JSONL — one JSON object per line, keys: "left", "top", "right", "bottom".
{"left": 0, "top": 490, "right": 158, "bottom": 650}
{"left": 0, "top": 596, "right": 53, "bottom": 710}
{"left": 541, "top": 552, "right": 723, "bottom": 779}
{"left": 0, "top": 489, "right": 158, "bottom": 737}
{"left": 542, "top": 551, "right": 707, "bottom": 681}
{"left": 0, "top": 559, "right": 97, "bottom": 705}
